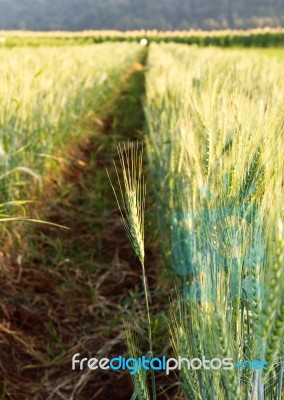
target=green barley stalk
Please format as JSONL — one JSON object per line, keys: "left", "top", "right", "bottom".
{"left": 178, "top": 326, "right": 202, "bottom": 400}
{"left": 260, "top": 220, "right": 284, "bottom": 353}
{"left": 263, "top": 303, "right": 284, "bottom": 375}
{"left": 167, "top": 297, "right": 202, "bottom": 400}
{"left": 125, "top": 321, "right": 150, "bottom": 400}
{"left": 215, "top": 313, "right": 241, "bottom": 400}
{"left": 108, "top": 141, "right": 156, "bottom": 400}
{"left": 249, "top": 219, "right": 284, "bottom": 399}
{"left": 261, "top": 221, "right": 284, "bottom": 377}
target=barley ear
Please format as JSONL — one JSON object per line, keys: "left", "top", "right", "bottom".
{"left": 125, "top": 321, "right": 150, "bottom": 400}
{"left": 260, "top": 220, "right": 284, "bottom": 348}
{"left": 215, "top": 314, "right": 241, "bottom": 400}
{"left": 107, "top": 141, "right": 146, "bottom": 264}
{"left": 167, "top": 298, "right": 202, "bottom": 400}
{"left": 263, "top": 303, "right": 284, "bottom": 376}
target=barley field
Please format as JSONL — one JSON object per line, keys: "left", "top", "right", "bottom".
{"left": 144, "top": 43, "right": 284, "bottom": 399}
{"left": 0, "top": 44, "right": 141, "bottom": 202}
{"left": 0, "top": 35, "right": 283, "bottom": 400}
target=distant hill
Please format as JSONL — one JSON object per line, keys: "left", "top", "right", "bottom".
{"left": 0, "top": 0, "right": 283, "bottom": 31}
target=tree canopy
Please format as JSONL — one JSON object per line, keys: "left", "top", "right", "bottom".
{"left": 0, "top": 0, "right": 283, "bottom": 31}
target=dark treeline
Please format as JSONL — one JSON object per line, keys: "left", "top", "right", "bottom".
{"left": 0, "top": 0, "right": 283, "bottom": 31}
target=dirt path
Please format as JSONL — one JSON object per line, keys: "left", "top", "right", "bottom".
{"left": 0, "top": 51, "right": 146, "bottom": 398}
{"left": 0, "top": 49, "right": 181, "bottom": 400}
